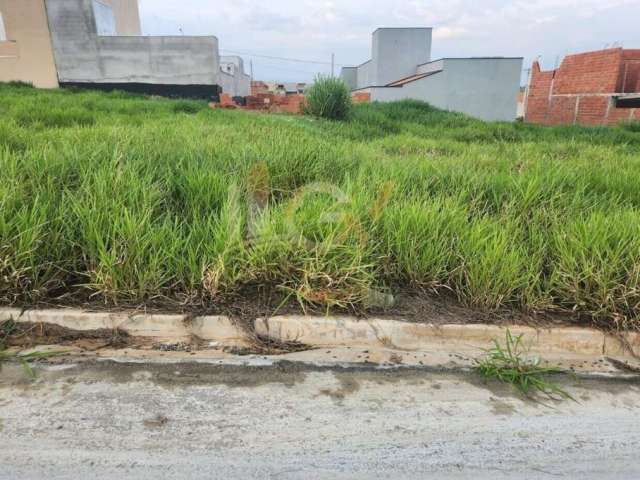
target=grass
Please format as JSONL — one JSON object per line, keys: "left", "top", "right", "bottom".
{"left": 1, "top": 83, "right": 640, "bottom": 327}
{"left": 475, "top": 330, "right": 574, "bottom": 401}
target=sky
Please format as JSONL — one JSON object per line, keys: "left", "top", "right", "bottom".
{"left": 139, "top": 0, "right": 640, "bottom": 84}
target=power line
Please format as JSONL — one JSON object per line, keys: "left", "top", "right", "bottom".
{"left": 237, "top": 56, "right": 326, "bottom": 75}
{"left": 220, "top": 48, "right": 347, "bottom": 67}
{"left": 252, "top": 64, "right": 323, "bottom": 75}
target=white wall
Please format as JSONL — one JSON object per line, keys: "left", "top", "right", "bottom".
{"left": 340, "top": 66, "right": 357, "bottom": 90}
{"left": 341, "top": 27, "right": 432, "bottom": 88}
{"left": 417, "top": 60, "right": 444, "bottom": 74}
{"left": 219, "top": 55, "right": 250, "bottom": 96}
{"left": 356, "top": 60, "right": 375, "bottom": 88}
{"left": 369, "top": 58, "right": 523, "bottom": 122}
{"left": 92, "top": 0, "right": 115, "bottom": 35}
{"left": 437, "top": 58, "right": 522, "bottom": 121}
{"left": 372, "top": 28, "right": 431, "bottom": 86}
{"left": 0, "top": 11, "right": 6, "bottom": 40}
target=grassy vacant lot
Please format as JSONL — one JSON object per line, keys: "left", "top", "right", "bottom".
{"left": 1, "top": 83, "right": 640, "bottom": 327}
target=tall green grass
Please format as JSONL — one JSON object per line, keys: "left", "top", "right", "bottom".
{"left": 1, "top": 85, "right": 640, "bottom": 327}
{"left": 304, "top": 76, "right": 352, "bottom": 120}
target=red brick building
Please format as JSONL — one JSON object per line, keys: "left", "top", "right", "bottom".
{"left": 250, "top": 81, "right": 269, "bottom": 96}
{"left": 525, "top": 48, "right": 640, "bottom": 126}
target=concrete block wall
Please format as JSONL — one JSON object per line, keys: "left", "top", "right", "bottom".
{"left": 525, "top": 49, "right": 640, "bottom": 126}
{"left": 100, "top": 0, "right": 141, "bottom": 35}
{"left": 45, "top": 0, "right": 219, "bottom": 89}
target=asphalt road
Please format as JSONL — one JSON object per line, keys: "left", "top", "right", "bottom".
{"left": 1, "top": 360, "right": 639, "bottom": 479}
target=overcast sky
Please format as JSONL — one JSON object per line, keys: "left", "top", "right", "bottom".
{"left": 139, "top": 0, "right": 640, "bottom": 83}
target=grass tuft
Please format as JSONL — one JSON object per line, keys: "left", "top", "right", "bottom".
{"left": 475, "top": 329, "right": 574, "bottom": 401}
{"left": 304, "top": 75, "right": 352, "bottom": 120}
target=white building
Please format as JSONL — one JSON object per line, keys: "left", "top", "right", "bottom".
{"left": 341, "top": 28, "right": 523, "bottom": 121}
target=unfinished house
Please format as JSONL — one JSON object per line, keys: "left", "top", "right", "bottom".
{"left": 340, "top": 28, "right": 523, "bottom": 121}
{"left": 0, "top": 0, "right": 249, "bottom": 99}
{"left": 525, "top": 48, "right": 640, "bottom": 126}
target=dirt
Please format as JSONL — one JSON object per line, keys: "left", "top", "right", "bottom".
{"left": 8, "top": 284, "right": 586, "bottom": 330}
{"left": 1, "top": 320, "right": 133, "bottom": 351}
{"left": 317, "top": 376, "right": 362, "bottom": 402}
{"left": 143, "top": 414, "right": 169, "bottom": 428}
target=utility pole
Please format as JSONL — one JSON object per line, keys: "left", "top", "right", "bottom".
{"left": 331, "top": 53, "right": 335, "bottom": 78}
{"left": 250, "top": 60, "right": 254, "bottom": 82}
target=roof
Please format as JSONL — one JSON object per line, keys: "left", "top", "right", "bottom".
{"left": 417, "top": 57, "right": 523, "bottom": 67}
{"left": 386, "top": 70, "right": 442, "bottom": 86}
{"left": 372, "top": 27, "right": 433, "bottom": 34}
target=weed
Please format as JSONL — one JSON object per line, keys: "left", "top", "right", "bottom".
{"left": 475, "top": 330, "right": 574, "bottom": 401}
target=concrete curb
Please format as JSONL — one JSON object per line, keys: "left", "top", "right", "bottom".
{"left": 0, "top": 308, "right": 248, "bottom": 346}
{"left": 253, "top": 315, "right": 640, "bottom": 358}
{"left": 1, "top": 308, "right": 638, "bottom": 359}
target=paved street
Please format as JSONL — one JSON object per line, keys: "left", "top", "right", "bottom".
{"left": 1, "top": 360, "right": 639, "bottom": 479}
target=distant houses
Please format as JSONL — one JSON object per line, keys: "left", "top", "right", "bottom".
{"left": 251, "top": 81, "right": 307, "bottom": 96}
{"left": 3, "top": 2, "right": 637, "bottom": 126}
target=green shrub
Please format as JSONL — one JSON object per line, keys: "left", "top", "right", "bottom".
{"left": 304, "top": 76, "right": 352, "bottom": 120}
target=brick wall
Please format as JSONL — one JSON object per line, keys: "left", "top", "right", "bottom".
{"left": 525, "top": 48, "right": 639, "bottom": 126}
{"left": 621, "top": 50, "right": 640, "bottom": 93}
{"left": 351, "top": 92, "right": 371, "bottom": 104}
{"left": 250, "top": 81, "right": 269, "bottom": 96}
{"left": 553, "top": 48, "right": 622, "bottom": 94}
{"left": 575, "top": 96, "right": 609, "bottom": 126}
{"left": 524, "top": 62, "right": 554, "bottom": 124}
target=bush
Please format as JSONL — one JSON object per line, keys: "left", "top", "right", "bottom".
{"left": 304, "top": 75, "right": 352, "bottom": 120}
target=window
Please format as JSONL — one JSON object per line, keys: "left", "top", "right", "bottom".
{"left": 0, "top": 12, "right": 7, "bottom": 41}
{"left": 93, "top": 0, "right": 116, "bottom": 36}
